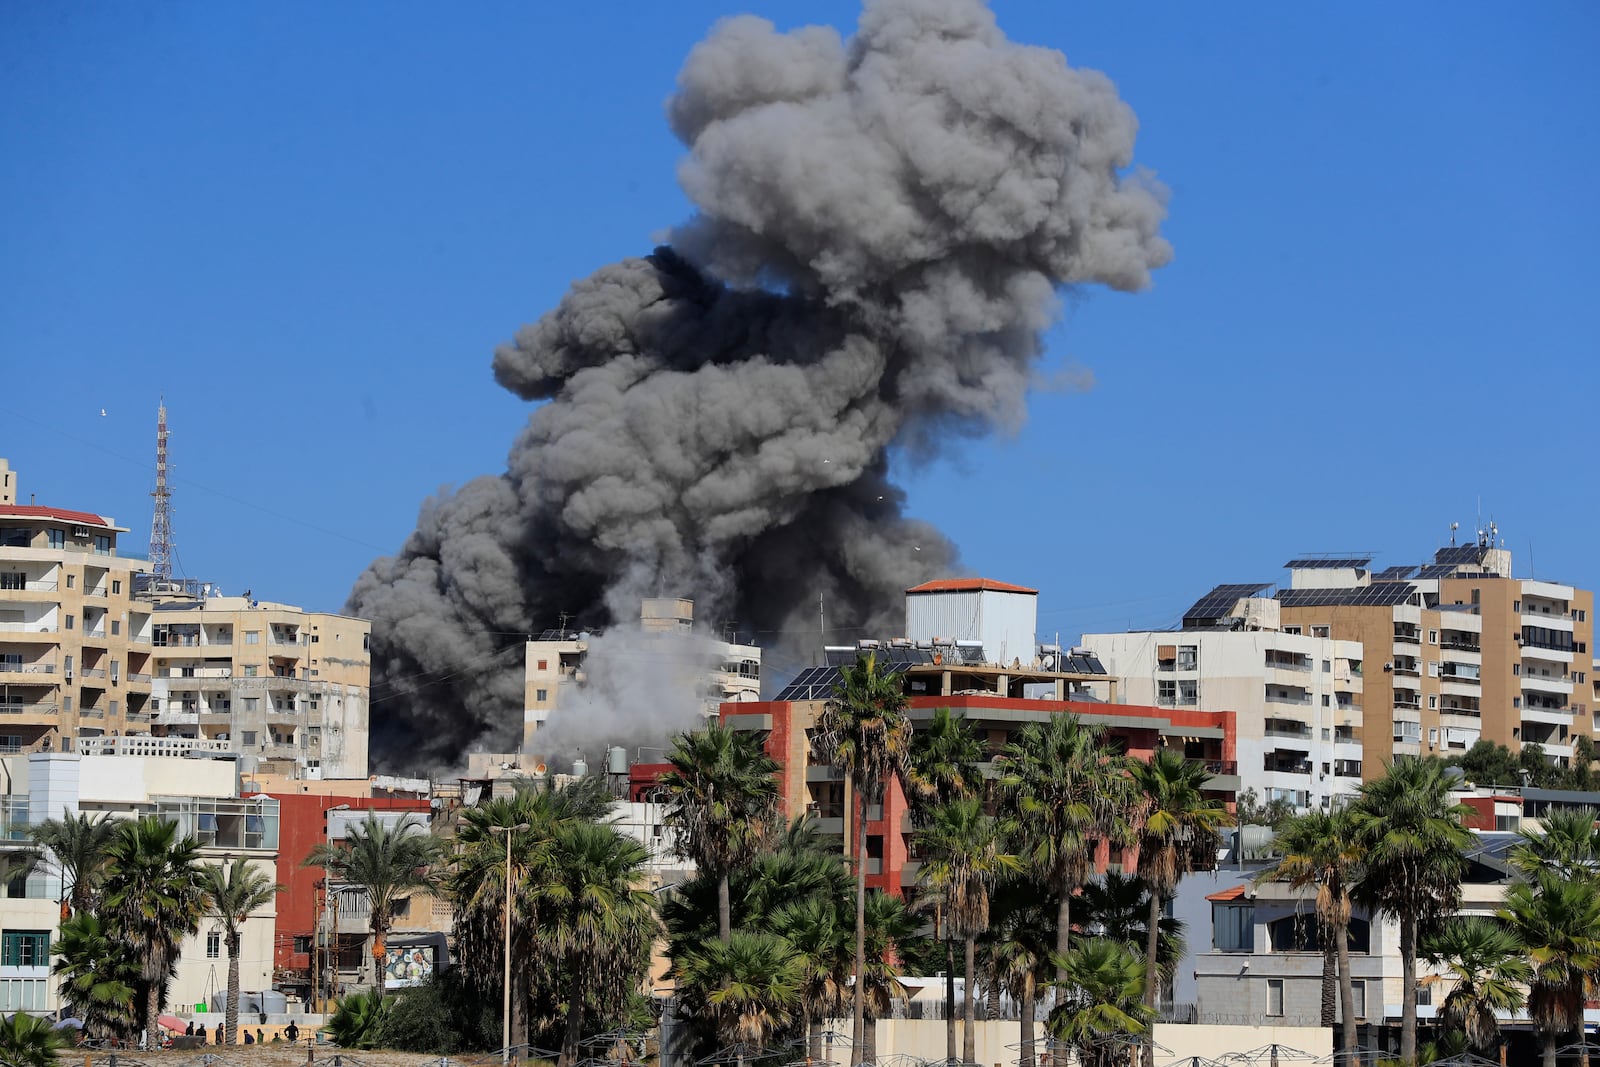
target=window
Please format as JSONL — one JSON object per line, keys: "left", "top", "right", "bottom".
{"left": 1429, "top": 728, "right": 1439, "bottom": 746}
{"left": 109, "top": 700, "right": 118, "bottom": 717}
{"left": 245, "top": 632, "right": 260, "bottom": 645}
{"left": 0, "top": 978, "right": 45, "bottom": 1011}
{"left": 111, "top": 580, "right": 121, "bottom": 595}
{"left": 1213, "top": 903, "right": 1254, "bottom": 951}
{"left": 0, "top": 737, "right": 19, "bottom": 754}
{"left": 1429, "top": 695, "right": 1438, "bottom": 709}
{"left": 1, "top": 931, "right": 49, "bottom": 967}
{"left": 293, "top": 936, "right": 313, "bottom": 954}
{"left": 64, "top": 573, "right": 73, "bottom": 589}
{"left": 1578, "top": 610, "right": 1588, "bottom": 623}
{"left": 1176, "top": 645, "right": 1198, "bottom": 671}
{"left": 537, "top": 659, "right": 548, "bottom": 671}
{"left": 206, "top": 931, "right": 221, "bottom": 959}
{"left": 1284, "top": 626, "right": 1301, "bottom": 635}
{"left": 93, "top": 535, "right": 110, "bottom": 555}
{"left": 1394, "top": 720, "right": 1421, "bottom": 743}
{"left": 1321, "top": 659, "right": 1331, "bottom": 672}
{"left": 1177, "top": 679, "right": 1199, "bottom": 705}
{"left": 1429, "top": 630, "right": 1438, "bottom": 644}
{"left": 110, "top": 620, "right": 120, "bottom": 636}
{"left": 1312, "top": 625, "right": 1330, "bottom": 638}
{"left": 47, "top": 530, "right": 64, "bottom": 550}
{"left": 244, "top": 666, "right": 258, "bottom": 678}
{"left": 0, "top": 574, "right": 21, "bottom": 591}
{"left": 63, "top": 697, "right": 71, "bottom": 714}
{"left": 1352, "top": 981, "right": 1366, "bottom": 1021}
{"left": 1322, "top": 695, "right": 1330, "bottom": 707}
{"left": 1267, "top": 979, "right": 1284, "bottom": 1017}
{"left": 64, "top": 614, "right": 73, "bottom": 631}
{"left": 0, "top": 529, "right": 27, "bottom": 548}
{"left": 241, "top": 731, "right": 257, "bottom": 746}
{"left": 1157, "top": 680, "right": 1176, "bottom": 706}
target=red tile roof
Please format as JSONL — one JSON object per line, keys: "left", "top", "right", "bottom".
{"left": 0, "top": 504, "right": 114, "bottom": 529}
{"left": 906, "top": 578, "right": 1038, "bottom": 595}
{"left": 1206, "top": 884, "right": 1250, "bottom": 902}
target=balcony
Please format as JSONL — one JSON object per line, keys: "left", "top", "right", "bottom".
{"left": 1393, "top": 629, "right": 1421, "bottom": 645}
{"left": 0, "top": 702, "right": 60, "bottom": 721}
{"left": 1264, "top": 759, "right": 1313, "bottom": 776}
{"left": 1265, "top": 690, "right": 1312, "bottom": 706}
{"left": 0, "top": 624, "right": 58, "bottom": 638}
{"left": 1521, "top": 707, "right": 1574, "bottom": 727}
{"left": 0, "top": 663, "right": 54, "bottom": 680}
{"left": 1263, "top": 722, "right": 1313, "bottom": 741}
{"left": 1522, "top": 674, "right": 1575, "bottom": 697}
{"left": 0, "top": 580, "right": 59, "bottom": 599}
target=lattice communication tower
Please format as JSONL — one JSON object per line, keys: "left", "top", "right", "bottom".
{"left": 148, "top": 398, "right": 173, "bottom": 580}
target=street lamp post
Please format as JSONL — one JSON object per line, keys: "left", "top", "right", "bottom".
{"left": 492, "top": 823, "right": 529, "bottom": 1066}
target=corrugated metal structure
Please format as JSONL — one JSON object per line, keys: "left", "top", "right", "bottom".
{"left": 904, "top": 578, "right": 1038, "bottom": 667}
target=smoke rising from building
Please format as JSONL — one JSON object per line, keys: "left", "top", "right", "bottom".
{"left": 351, "top": 0, "right": 1172, "bottom": 773}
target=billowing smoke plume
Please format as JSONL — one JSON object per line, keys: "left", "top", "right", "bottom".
{"left": 351, "top": 0, "right": 1171, "bottom": 774}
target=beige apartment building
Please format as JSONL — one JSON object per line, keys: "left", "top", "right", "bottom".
{"left": 146, "top": 596, "right": 371, "bottom": 779}
{"left": 1274, "top": 541, "right": 1593, "bottom": 777}
{"left": 0, "top": 460, "right": 155, "bottom": 754}
{"left": 521, "top": 597, "right": 760, "bottom": 749}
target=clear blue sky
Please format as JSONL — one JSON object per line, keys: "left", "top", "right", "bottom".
{"left": 3, "top": 1, "right": 1596, "bottom": 641}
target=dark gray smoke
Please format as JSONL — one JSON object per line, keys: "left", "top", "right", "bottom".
{"left": 352, "top": 0, "right": 1171, "bottom": 774}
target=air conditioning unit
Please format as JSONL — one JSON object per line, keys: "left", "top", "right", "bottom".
{"left": 72, "top": 527, "right": 90, "bottom": 539}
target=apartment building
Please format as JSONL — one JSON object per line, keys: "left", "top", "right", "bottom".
{"left": 144, "top": 595, "right": 372, "bottom": 778}
{"left": 1274, "top": 540, "right": 1593, "bottom": 775}
{"left": 0, "top": 748, "right": 278, "bottom": 1016}
{"left": 521, "top": 597, "right": 761, "bottom": 748}
{"left": 721, "top": 580, "right": 1233, "bottom": 896}
{"left": 1084, "top": 591, "right": 1365, "bottom": 812}
{"left": 0, "top": 460, "right": 155, "bottom": 754}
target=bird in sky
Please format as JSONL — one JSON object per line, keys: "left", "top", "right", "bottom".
{"left": 99, "top": 408, "right": 107, "bottom": 417}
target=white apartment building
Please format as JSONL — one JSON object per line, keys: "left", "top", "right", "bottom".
{"left": 0, "top": 749, "right": 279, "bottom": 1016}
{"left": 1084, "top": 590, "right": 1365, "bottom": 811}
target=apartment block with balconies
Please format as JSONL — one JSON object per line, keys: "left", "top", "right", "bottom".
{"left": 0, "top": 460, "right": 153, "bottom": 754}
{"left": 144, "top": 596, "right": 371, "bottom": 778}
{"left": 1084, "top": 587, "right": 1364, "bottom": 813}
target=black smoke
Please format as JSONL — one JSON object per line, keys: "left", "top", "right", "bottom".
{"left": 351, "top": 0, "right": 1171, "bottom": 773}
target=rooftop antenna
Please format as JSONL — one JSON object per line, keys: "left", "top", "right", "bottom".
{"left": 1449, "top": 521, "right": 1459, "bottom": 546}
{"left": 148, "top": 397, "right": 174, "bottom": 581}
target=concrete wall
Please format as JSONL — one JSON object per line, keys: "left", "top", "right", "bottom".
{"left": 818, "top": 1017, "right": 1330, "bottom": 1065}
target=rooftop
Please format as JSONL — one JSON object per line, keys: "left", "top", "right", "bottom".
{"left": 906, "top": 578, "right": 1038, "bottom": 595}
{"left": 0, "top": 503, "right": 119, "bottom": 531}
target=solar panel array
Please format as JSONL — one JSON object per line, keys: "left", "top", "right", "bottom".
{"left": 1413, "top": 564, "right": 1460, "bottom": 580}
{"left": 1284, "top": 557, "right": 1373, "bottom": 570}
{"left": 1183, "top": 583, "right": 1273, "bottom": 623}
{"left": 1060, "top": 653, "right": 1107, "bottom": 674}
{"left": 1374, "top": 565, "right": 1418, "bottom": 581}
{"left": 1434, "top": 545, "right": 1488, "bottom": 565}
{"left": 776, "top": 666, "right": 843, "bottom": 701}
{"left": 1276, "top": 583, "right": 1417, "bottom": 608}
{"left": 824, "top": 645, "right": 940, "bottom": 668}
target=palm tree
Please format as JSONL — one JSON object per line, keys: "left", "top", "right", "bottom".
{"left": 31, "top": 810, "right": 116, "bottom": 917}
{"left": 908, "top": 707, "right": 984, "bottom": 817}
{"left": 771, "top": 896, "right": 850, "bottom": 1062}
{"left": 1499, "top": 872, "right": 1600, "bottom": 1067}
{"left": 1048, "top": 937, "right": 1153, "bottom": 1067}
{"left": 202, "top": 858, "right": 283, "bottom": 1044}
{"left": 1421, "top": 915, "right": 1530, "bottom": 1061}
{"left": 860, "top": 889, "right": 921, "bottom": 1065}
{"left": 1511, "top": 806, "right": 1600, "bottom": 881}
{"left": 305, "top": 813, "right": 444, "bottom": 989}
{"left": 661, "top": 722, "right": 781, "bottom": 942}
{"left": 1129, "top": 748, "right": 1228, "bottom": 1067}
{"left": 1000, "top": 715, "right": 1133, "bottom": 994}
{"left": 100, "top": 815, "right": 207, "bottom": 1050}
{"left": 545, "top": 822, "right": 657, "bottom": 1067}
{"left": 1262, "top": 807, "right": 1364, "bottom": 1055}
{"left": 916, "top": 796, "right": 1021, "bottom": 1063}
{"left": 813, "top": 651, "right": 913, "bottom": 1056}
{"left": 1077, "top": 872, "right": 1187, "bottom": 994}
{"left": 0, "top": 1011, "right": 68, "bottom": 1067}
{"left": 51, "top": 912, "right": 140, "bottom": 1042}
{"left": 908, "top": 705, "right": 984, "bottom": 1057}
{"left": 678, "top": 931, "right": 802, "bottom": 1067}
{"left": 1349, "top": 758, "right": 1474, "bottom": 1067}
{"left": 988, "top": 876, "right": 1056, "bottom": 1067}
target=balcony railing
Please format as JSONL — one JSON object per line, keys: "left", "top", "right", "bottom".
{"left": 1264, "top": 724, "right": 1312, "bottom": 739}
{"left": 0, "top": 624, "right": 57, "bottom": 634}
{"left": 0, "top": 703, "right": 58, "bottom": 716}
{"left": 1441, "top": 639, "right": 1481, "bottom": 652}
{"left": 0, "top": 581, "right": 58, "bottom": 593}
{"left": 0, "top": 663, "right": 54, "bottom": 676}
{"left": 1202, "top": 760, "right": 1238, "bottom": 776}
